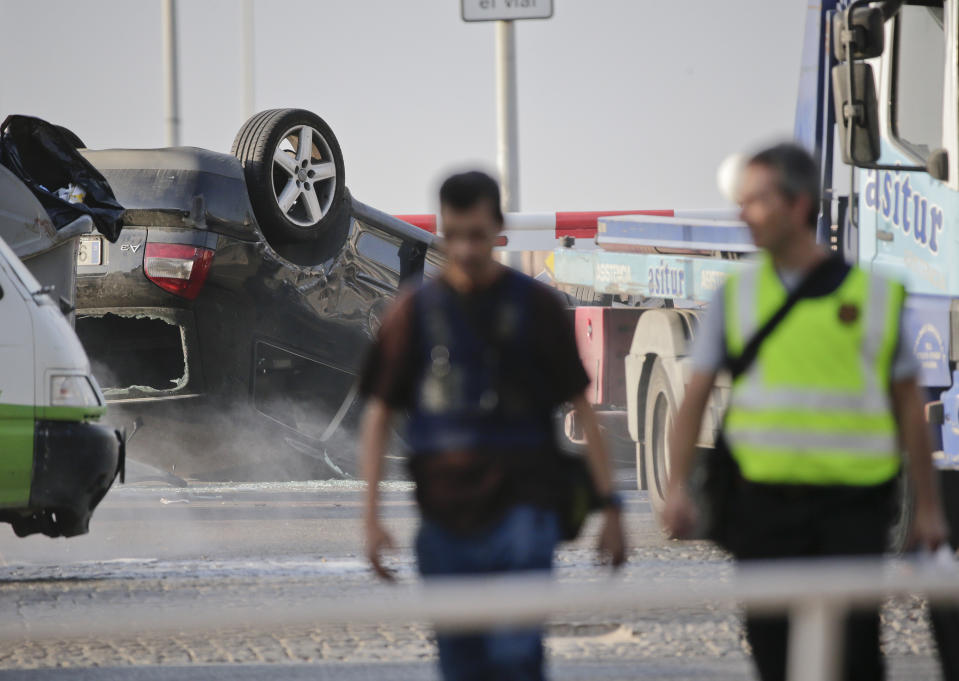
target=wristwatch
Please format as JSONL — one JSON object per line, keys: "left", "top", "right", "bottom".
{"left": 598, "top": 492, "right": 623, "bottom": 510}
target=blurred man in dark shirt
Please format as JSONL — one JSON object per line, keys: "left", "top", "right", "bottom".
{"left": 359, "top": 170, "right": 625, "bottom": 681}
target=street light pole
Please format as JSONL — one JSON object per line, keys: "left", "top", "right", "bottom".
{"left": 495, "top": 19, "right": 523, "bottom": 271}
{"left": 161, "top": 0, "right": 181, "bottom": 146}
{"left": 242, "top": 0, "right": 255, "bottom": 118}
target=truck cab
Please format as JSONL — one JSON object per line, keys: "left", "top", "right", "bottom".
{"left": 830, "top": 1, "right": 959, "bottom": 463}
{"left": 552, "top": 0, "right": 959, "bottom": 543}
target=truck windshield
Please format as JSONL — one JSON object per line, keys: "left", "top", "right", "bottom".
{"left": 891, "top": 3, "right": 945, "bottom": 161}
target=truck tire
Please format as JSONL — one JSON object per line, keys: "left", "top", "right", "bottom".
{"left": 888, "top": 470, "right": 914, "bottom": 553}
{"left": 231, "top": 108, "right": 346, "bottom": 244}
{"left": 635, "top": 442, "right": 647, "bottom": 492}
{"left": 643, "top": 359, "right": 675, "bottom": 514}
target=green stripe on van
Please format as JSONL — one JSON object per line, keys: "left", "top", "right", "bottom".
{"left": 0, "top": 403, "right": 34, "bottom": 507}
{"left": 0, "top": 403, "right": 34, "bottom": 419}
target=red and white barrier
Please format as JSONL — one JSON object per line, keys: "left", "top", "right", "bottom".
{"left": 394, "top": 209, "right": 740, "bottom": 251}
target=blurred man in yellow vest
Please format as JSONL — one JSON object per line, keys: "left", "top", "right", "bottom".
{"left": 663, "top": 143, "right": 948, "bottom": 681}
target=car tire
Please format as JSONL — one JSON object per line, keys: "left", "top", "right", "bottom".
{"left": 643, "top": 359, "right": 674, "bottom": 515}
{"left": 232, "top": 108, "right": 346, "bottom": 243}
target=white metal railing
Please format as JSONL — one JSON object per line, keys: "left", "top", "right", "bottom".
{"left": 3, "top": 556, "right": 957, "bottom": 681}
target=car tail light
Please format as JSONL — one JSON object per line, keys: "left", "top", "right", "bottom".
{"left": 144, "top": 243, "right": 214, "bottom": 300}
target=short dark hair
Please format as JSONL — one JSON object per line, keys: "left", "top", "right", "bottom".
{"left": 439, "top": 171, "right": 504, "bottom": 225}
{"left": 748, "top": 143, "right": 821, "bottom": 228}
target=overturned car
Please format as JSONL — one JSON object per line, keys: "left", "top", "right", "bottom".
{"left": 76, "top": 108, "right": 441, "bottom": 480}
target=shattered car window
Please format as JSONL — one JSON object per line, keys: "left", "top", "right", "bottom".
{"left": 356, "top": 232, "right": 401, "bottom": 273}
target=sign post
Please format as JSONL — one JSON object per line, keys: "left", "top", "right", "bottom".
{"left": 462, "top": 1, "right": 553, "bottom": 272}
{"left": 161, "top": 0, "right": 181, "bottom": 147}
{"left": 495, "top": 20, "right": 520, "bottom": 218}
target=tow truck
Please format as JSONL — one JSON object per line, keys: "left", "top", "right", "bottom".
{"left": 545, "top": 0, "right": 959, "bottom": 543}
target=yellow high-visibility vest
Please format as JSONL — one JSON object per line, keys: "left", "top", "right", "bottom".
{"left": 723, "top": 255, "right": 904, "bottom": 486}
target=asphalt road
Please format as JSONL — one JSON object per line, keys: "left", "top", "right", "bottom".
{"left": 0, "top": 659, "right": 947, "bottom": 681}
{"left": 0, "top": 470, "right": 946, "bottom": 680}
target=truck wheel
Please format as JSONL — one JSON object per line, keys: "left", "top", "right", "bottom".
{"left": 635, "top": 442, "right": 646, "bottom": 492}
{"left": 231, "top": 108, "right": 346, "bottom": 244}
{"left": 888, "top": 470, "right": 914, "bottom": 553}
{"left": 643, "top": 359, "right": 675, "bottom": 514}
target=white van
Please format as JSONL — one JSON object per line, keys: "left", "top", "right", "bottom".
{"left": 0, "top": 166, "right": 123, "bottom": 538}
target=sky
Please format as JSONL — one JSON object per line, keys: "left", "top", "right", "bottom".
{"left": 0, "top": 1, "right": 808, "bottom": 214}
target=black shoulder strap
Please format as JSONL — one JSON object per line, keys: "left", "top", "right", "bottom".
{"left": 724, "top": 255, "right": 842, "bottom": 380}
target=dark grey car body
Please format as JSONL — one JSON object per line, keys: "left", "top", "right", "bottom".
{"left": 76, "top": 147, "right": 439, "bottom": 480}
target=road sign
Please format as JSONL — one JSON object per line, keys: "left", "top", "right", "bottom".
{"left": 461, "top": 0, "right": 553, "bottom": 22}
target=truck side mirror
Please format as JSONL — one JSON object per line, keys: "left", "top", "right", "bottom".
{"left": 832, "top": 62, "right": 881, "bottom": 165}
{"left": 927, "top": 148, "right": 949, "bottom": 182}
{"left": 832, "top": 7, "right": 885, "bottom": 61}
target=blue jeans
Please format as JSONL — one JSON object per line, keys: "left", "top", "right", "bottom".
{"left": 415, "top": 504, "right": 561, "bottom": 681}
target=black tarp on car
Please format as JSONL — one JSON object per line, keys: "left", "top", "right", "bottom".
{"left": 0, "top": 115, "right": 124, "bottom": 241}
